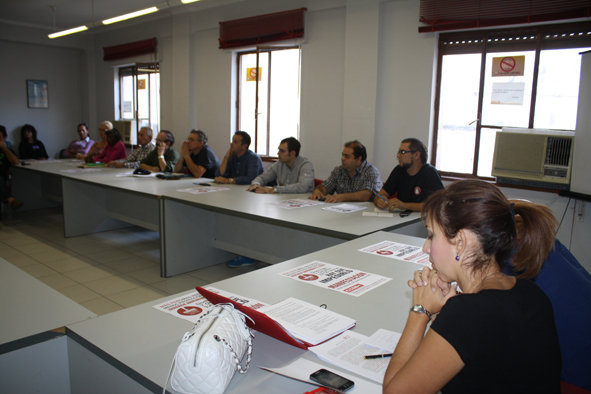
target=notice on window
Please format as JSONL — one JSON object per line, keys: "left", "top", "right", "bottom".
{"left": 492, "top": 55, "right": 525, "bottom": 77}
{"left": 152, "top": 287, "right": 267, "bottom": 323}
{"left": 491, "top": 82, "right": 525, "bottom": 105}
{"left": 358, "top": 240, "right": 431, "bottom": 266}
{"left": 279, "top": 261, "right": 391, "bottom": 297}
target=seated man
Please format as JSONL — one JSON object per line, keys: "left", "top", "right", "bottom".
{"left": 247, "top": 137, "right": 314, "bottom": 194}
{"left": 309, "top": 140, "right": 381, "bottom": 203}
{"left": 374, "top": 138, "right": 443, "bottom": 212}
{"left": 214, "top": 131, "right": 263, "bottom": 185}
{"left": 139, "top": 130, "right": 180, "bottom": 172}
{"left": 0, "top": 125, "right": 22, "bottom": 209}
{"left": 174, "top": 129, "right": 220, "bottom": 178}
{"left": 107, "top": 126, "right": 155, "bottom": 169}
{"left": 61, "top": 123, "right": 94, "bottom": 158}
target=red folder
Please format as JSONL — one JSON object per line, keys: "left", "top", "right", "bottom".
{"left": 196, "top": 286, "right": 309, "bottom": 349}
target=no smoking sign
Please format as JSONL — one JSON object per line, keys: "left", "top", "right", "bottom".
{"left": 492, "top": 55, "right": 525, "bottom": 77}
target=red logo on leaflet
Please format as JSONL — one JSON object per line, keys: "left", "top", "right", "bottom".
{"left": 414, "top": 186, "right": 422, "bottom": 196}
{"left": 344, "top": 284, "right": 363, "bottom": 292}
{"left": 177, "top": 306, "right": 203, "bottom": 316}
{"left": 298, "top": 274, "right": 319, "bottom": 281}
{"left": 376, "top": 250, "right": 393, "bottom": 255}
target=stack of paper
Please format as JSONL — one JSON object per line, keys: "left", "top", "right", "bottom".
{"left": 258, "top": 297, "right": 356, "bottom": 346}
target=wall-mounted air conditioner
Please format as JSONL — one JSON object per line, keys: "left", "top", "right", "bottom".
{"left": 492, "top": 128, "right": 575, "bottom": 190}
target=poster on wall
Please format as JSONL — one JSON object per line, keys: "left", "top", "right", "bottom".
{"left": 26, "top": 79, "right": 49, "bottom": 108}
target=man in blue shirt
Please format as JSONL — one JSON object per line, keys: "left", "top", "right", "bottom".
{"left": 214, "top": 131, "right": 263, "bottom": 185}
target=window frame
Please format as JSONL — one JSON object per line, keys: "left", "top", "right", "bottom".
{"left": 117, "top": 62, "right": 160, "bottom": 145}
{"left": 236, "top": 46, "right": 301, "bottom": 159}
{"left": 431, "top": 21, "right": 591, "bottom": 181}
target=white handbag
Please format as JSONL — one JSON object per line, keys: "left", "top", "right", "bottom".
{"left": 167, "top": 303, "right": 254, "bottom": 394}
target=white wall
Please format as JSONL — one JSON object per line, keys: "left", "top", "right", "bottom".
{"left": 0, "top": 40, "right": 85, "bottom": 157}
{"left": 0, "top": 0, "right": 588, "bottom": 271}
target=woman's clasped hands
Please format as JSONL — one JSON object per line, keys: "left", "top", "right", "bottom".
{"left": 408, "top": 267, "right": 457, "bottom": 318}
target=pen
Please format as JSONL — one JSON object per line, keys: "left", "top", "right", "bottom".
{"left": 364, "top": 353, "right": 393, "bottom": 359}
{"left": 373, "top": 191, "right": 388, "bottom": 204}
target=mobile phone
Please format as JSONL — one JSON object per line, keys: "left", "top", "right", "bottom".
{"left": 309, "top": 369, "right": 354, "bottom": 392}
{"left": 399, "top": 209, "right": 412, "bottom": 217}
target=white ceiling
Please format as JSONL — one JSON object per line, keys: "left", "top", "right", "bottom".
{"left": 0, "top": 0, "right": 193, "bottom": 31}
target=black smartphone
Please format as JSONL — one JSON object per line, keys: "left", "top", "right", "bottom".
{"left": 399, "top": 209, "right": 412, "bottom": 217}
{"left": 310, "top": 368, "right": 354, "bottom": 392}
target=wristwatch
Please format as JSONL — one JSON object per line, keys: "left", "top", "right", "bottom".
{"left": 410, "top": 304, "right": 433, "bottom": 320}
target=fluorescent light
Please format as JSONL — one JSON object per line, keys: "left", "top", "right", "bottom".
{"left": 181, "top": 0, "right": 200, "bottom": 3}
{"left": 48, "top": 25, "right": 88, "bottom": 39}
{"left": 102, "top": 7, "right": 158, "bottom": 25}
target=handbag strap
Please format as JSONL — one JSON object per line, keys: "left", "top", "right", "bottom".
{"left": 214, "top": 333, "right": 253, "bottom": 374}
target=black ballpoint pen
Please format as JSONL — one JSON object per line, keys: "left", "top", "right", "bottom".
{"left": 364, "top": 353, "right": 393, "bottom": 359}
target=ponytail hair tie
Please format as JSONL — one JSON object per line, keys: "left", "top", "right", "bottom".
{"left": 509, "top": 202, "right": 516, "bottom": 217}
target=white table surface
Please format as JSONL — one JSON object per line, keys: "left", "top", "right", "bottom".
{"left": 67, "top": 231, "right": 426, "bottom": 392}
{"left": 0, "top": 258, "right": 95, "bottom": 351}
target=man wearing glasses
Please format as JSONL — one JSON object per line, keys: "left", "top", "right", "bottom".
{"left": 374, "top": 138, "right": 443, "bottom": 212}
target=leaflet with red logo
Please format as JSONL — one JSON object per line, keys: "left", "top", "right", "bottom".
{"left": 279, "top": 261, "right": 391, "bottom": 297}
{"left": 358, "top": 241, "right": 431, "bottom": 266}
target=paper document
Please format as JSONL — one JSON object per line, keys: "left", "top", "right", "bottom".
{"left": 362, "top": 211, "right": 394, "bottom": 218}
{"left": 309, "top": 329, "right": 401, "bottom": 384}
{"left": 259, "top": 297, "right": 356, "bottom": 346}
{"left": 359, "top": 241, "right": 431, "bottom": 266}
{"left": 322, "top": 204, "right": 367, "bottom": 214}
{"left": 276, "top": 199, "right": 324, "bottom": 209}
{"left": 152, "top": 286, "right": 268, "bottom": 323}
{"left": 280, "top": 261, "right": 391, "bottom": 297}
{"left": 176, "top": 186, "right": 229, "bottom": 194}
{"left": 259, "top": 357, "right": 380, "bottom": 393}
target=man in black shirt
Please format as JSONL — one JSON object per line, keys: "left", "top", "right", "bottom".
{"left": 174, "top": 129, "right": 220, "bottom": 178}
{"left": 0, "top": 125, "right": 22, "bottom": 209}
{"left": 374, "top": 138, "right": 443, "bottom": 212}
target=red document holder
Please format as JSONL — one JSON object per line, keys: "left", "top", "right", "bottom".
{"left": 196, "top": 286, "right": 310, "bottom": 350}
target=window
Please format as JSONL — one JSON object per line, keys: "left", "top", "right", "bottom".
{"left": 118, "top": 63, "right": 160, "bottom": 145}
{"left": 432, "top": 22, "right": 591, "bottom": 179}
{"left": 237, "top": 47, "right": 301, "bottom": 156}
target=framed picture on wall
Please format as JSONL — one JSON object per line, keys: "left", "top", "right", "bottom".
{"left": 26, "top": 79, "right": 49, "bottom": 108}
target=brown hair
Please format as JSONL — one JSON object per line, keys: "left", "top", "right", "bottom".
{"left": 422, "top": 180, "right": 556, "bottom": 276}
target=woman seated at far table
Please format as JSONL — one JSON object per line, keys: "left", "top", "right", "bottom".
{"left": 383, "top": 180, "right": 561, "bottom": 394}
{"left": 92, "top": 128, "right": 126, "bottom": 163}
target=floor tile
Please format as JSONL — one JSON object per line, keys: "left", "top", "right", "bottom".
{"left": 28, "top": 248, "right": 71, "bottom": 263}
{"left": 102, "top": 255, "right": 156, "bottom": 274}
{"left": 37, "top": 273, "right": 78, "bottom": 289}
{"left": 125, "top": 265, "right": 163, "bottom": 284}
{"left": 151, "top": 275, "right": 205, "bottom": 295}
{"left": 42, "top": 256, "right": 93, "bottom": 273}
{"left": 84, "top": 275, "right": 139, "bottom": 296}
{"left": 63, "top": 265, "right": 114, "bottom": 283}
{"left": 19, "top": 262, "right": 58, "bottom": 278}
{"left": 80, "top": 297, "right": 124, "bottom": 315}
{"left": 107, "top": 287, "right": 167, "bottom": 308}
{"left": 58, "top": 284, "right": 102, "bottom": 303}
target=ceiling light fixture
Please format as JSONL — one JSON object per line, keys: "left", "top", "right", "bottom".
{"left": 48, "top": 25, "right": 89, "bottom": 39}
{"left": 102, "top": 6, "right": 159, "bottom": 25}
{"left": 181, "top": 0, "right": 201, "bottom": 3}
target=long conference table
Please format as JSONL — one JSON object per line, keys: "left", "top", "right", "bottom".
{"left": 11, "top": 159, "right": 424, "bottom": 277}
{"left": 67, "top": 231, "right": 424, "bottom": 392}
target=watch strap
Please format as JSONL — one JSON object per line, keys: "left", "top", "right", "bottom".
{"left": 410, "top": 304, "right": 433, "bottom": 320}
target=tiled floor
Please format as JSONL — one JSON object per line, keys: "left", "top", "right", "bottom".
{"left": 0, "top": 207, "right": 267, "bottom": 315}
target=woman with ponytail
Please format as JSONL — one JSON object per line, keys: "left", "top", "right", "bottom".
{"left": 383, "top": 180, "right": 561, "bottom": 394}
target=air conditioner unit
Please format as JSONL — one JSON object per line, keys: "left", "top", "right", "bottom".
{"left": 492, "top": 128, "right": 575, "bottom": 190}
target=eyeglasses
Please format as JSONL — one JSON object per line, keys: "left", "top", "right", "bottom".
{"left": 398, "top": 149, "right": 416, "bottom": 155}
